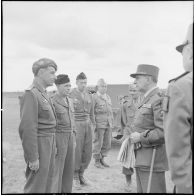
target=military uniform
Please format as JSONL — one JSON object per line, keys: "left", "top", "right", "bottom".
{"left": 69, "top": 88, "right": 95, "bottom": 178}
{"left": 126, "top": 87, "right": 168, "bottom": 193}
{"left": 52, "top": 93, "right": 76, "bottom": 193}
{"left": 164, "top": 72, "right": 192, "bottom": 193}
{"left": 19, "top": 79, "right": 57, "bottom": 193}
{"left": 120, "top": 98, "right": 141, "bottom": 178}
{"left": 92, "top": 92, "right": 113, "bottom": 163}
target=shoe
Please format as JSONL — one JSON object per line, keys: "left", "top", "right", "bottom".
{"left": 73, "top": 172, "right": 81, "bottom": 189}
{"left": 100, "top": 157, "right": 110, "bottom": 167}
{"left": 94, "top": 159, "right": 104, "bottom": 169}
{"left": 79, "top": 175, "right": 91, "bottom": 186}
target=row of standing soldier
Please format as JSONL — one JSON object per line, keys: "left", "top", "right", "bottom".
{"left": 18, "top": 66, "right": 114, "bottom": 193}
{"left": 18, "top": 23, "right": 193, "bottom": 193}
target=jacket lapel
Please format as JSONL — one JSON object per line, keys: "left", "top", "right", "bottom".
{"left": 55, "top": 94, "right": 68, "bottom": 108}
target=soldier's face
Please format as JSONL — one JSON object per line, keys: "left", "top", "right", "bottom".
{"left": 76, "top": 79, "right": 87, "bottom": 92}
{"left": 182, "top": 43, "right": 193, "bottom": 72}
{"left": 40, "top": 67, "right": 57, "bottom": 87}
{"left": 98, "top": 83, "right": 107, "bottom": 94}
{"left": 57, "top": 82, "right": 71, "bottom": 97}
{"left": 129, "top": 87, "right": 139, "bottom": 99}
{"left": 134, "top": 75, "right": 149, "bottom": 93}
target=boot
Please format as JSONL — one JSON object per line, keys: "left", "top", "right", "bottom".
{"left": 94, "top": 158, "right": 104, "bottom": 169}
{"left": 73, "top": 172, "right": 81, "bottom": 189}
{"left": 100, "top": 157, "right": 110, "bottom": 167}
{"left": 79, "top": 174, "right": 92, "bottom": 186}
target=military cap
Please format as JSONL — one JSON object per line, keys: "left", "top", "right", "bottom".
{"left": 176, "top": 23, "right": 193, "bottom": 53}
{"left": 55, "top": 74, "right": 70, "bottom": 85}
{"left": 76, "top": 72, "right": 87, "bottom": 80}
{"left": 32, "top": 58, "right": 57, "bottom": 76}
{"left": 130, "top": 64, "right": 159, "bottom": 81}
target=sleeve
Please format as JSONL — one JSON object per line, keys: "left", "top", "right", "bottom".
{"left": 164, "top": 84, "right": 192, "bottom": 193}
{"left": 18, "top": 90, "right": 39, "bottom": 163}
{"left": 90, "top": 94, "right": 96, "bottom": 126}
{"left": 140, "top": 97, "right": 165, "bottom": 146}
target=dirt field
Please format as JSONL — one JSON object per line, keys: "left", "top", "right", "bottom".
{"left": 2, "top": 94, "right": 174, "bottom": 193}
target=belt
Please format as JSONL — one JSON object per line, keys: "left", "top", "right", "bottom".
{"left": 37, "top": 129, "right": 56, "bottom": 137}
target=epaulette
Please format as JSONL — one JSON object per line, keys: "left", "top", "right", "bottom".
{"left": 168, "top": 72, "right": 190, "bottom": 83}
{"left": 123, "top": 100, "right": 128, "bottom": 104}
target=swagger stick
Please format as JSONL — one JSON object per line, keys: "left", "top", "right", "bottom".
{"left": 147, "top": 147, "right": 156, "bottom": 193}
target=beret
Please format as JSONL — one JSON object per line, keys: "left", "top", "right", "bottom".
{"left": 55, "top": 74, "right": 70, "bottom": 85}
{"left": 76, "top": 72, "right": 87, "bottom": 80}
{"left": 32, "top": 58, "right": 57, "bottom": 75}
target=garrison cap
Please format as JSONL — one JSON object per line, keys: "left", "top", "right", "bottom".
{"left": 32, "top": 58, "right": 57, "bottom": 76}
{"left": 130, "top": 64, "right": 159, "bottom": 81}
{"left": 55, "top": 74, "right": 70, "bottom": 85}
{"left": 76, "top": 72, "right": 87, "bottom": 80}
{"left": 176, "top": 23, "right": 193, "bottom": 53}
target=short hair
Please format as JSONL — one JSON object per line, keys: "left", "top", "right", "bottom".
{"left": 97, "top": 78, "right": 107, "bottom": 86}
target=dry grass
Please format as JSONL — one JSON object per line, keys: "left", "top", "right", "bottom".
{"left": 2, "top": 94, "right": 174, "bottom": 193}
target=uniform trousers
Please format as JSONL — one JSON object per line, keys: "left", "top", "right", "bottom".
{"left": 53, "top": 131, "right": 75, "bottom": 193}
{"left": 135, "top": 167, "right": 166, "bottom": 193}
{"left": 74, "top": 120, "right": 92, "bottom": 176}
{"left": 92, "top": 127, "right": 111, "bottom": 159}
{"left": 24, "top": 133, "right": 56, "bottom": 193}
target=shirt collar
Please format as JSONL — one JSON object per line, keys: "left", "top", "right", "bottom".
{"left": 33, "top": 78, "right": 47, "bottom": 93}
{"left": 144, "top": 86, "right": 158, "bottom": 98}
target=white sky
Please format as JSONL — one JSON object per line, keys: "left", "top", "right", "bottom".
{"left": 3, "top": 1, "right": 193, "bottom": 92}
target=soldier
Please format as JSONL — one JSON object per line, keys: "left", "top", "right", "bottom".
{"left": 119, "top": 83, "right": 142, "bottom": 192}
{"left": 164, "top": 23, "right": 193, "bottom": 193}
{"left": 52, "top": 74, "right": 76, "bottom": 193}
{"left": 92, "top": 79, "right": 114, "bottom": 168}
{"left": 18, "top": 58, "right": 58, "bottom": 193}
{"left": 69, "top": 72, "right": 96, "bottom": 187}
{"left": 128, "top": 64, "right": 168, "bottom": 193}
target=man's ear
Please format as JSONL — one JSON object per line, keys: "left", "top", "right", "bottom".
{"left": 37, "top": 68, "right": 44, "bottom": 77}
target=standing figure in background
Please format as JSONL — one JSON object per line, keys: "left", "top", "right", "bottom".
{"left": 164, "top": 23, "right": 193, "bottom": 194}
{"left": 52, "top": 74, "right": 76, "bottom": 193}
{"left": 129, "top": 64, "right": 168, "bottom": 193}
{"left": 69, "top": 72, "right": 96, "bottom": 187}
{"left": 92, "top": 79, "right": 114, "bottom": 169}
{"left": 119, "top": 83, "right": 142, "bottom": 192}
{"left": 18, "top": 58, "right": 58, "bottom": 193}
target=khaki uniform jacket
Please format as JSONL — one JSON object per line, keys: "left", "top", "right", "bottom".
{"left": 18, "top": 79, "right": 57, "bottom": 163}
{"left": 52, "top": 94, "right": 76, "bottom": 133}
{"left": 69, "top": 88, "right": 95, "bottom": 125}
{"left": 93, "top": 93, "right": 114, "bottom": 129}
{"left": 127, "top": 87, "right": 168, "bottom": 171}
{"left": 121, "top": 98, "right": 141, "bottom": 137}
{"left": 164, "top": 72, "right": 192, "bottom": 193}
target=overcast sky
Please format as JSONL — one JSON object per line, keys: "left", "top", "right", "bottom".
{"left": 3, "top": 1, "right": 193, "bottom": 92}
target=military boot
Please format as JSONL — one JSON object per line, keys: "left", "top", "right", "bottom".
{"left": 100, "top": 157, "right": 110, "bottom": 167}
{"left": 94, "top": 158, "right": 104, "bottom": 169}
{"left": 73, "top": 172, "right": 81, "bottom": 189}
{"left": 79, "top": 173, "right": 92, "bottom": 186}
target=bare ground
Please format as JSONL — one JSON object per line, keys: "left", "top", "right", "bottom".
{"left": 2, "top": 95, "right": 174, "bottom": 193}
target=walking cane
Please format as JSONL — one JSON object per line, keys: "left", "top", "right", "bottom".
{"left": 147, "top": 147, "right": 156, "bottom": 193}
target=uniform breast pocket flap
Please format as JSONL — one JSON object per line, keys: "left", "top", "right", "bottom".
{"left": 140, "top": 105, "right": 152, "bottom": 115}
{"left": 41, "top": 104, "right": 50, "bottom": 111}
